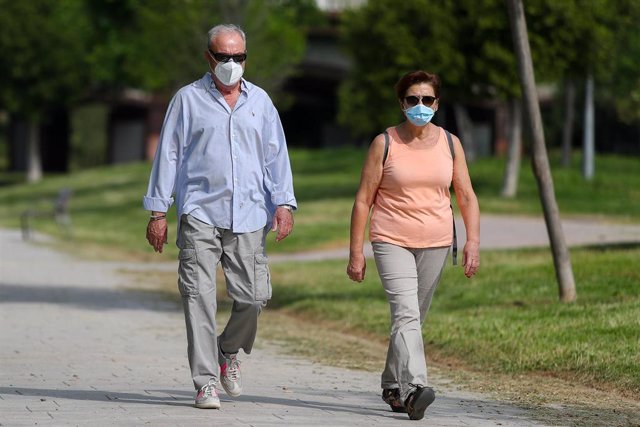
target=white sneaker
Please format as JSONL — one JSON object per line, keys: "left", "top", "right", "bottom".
{"left": 194, "top": 381, "right": 221, "bottom": 409}
{"left": 220, "top": 353, "right": 242, "bottom": 397}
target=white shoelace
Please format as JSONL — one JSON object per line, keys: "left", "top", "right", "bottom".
{"left": 200, "top": 381, "right": 217, "bottom": 398}
{"left": 226, "top": 356, "right": 240, "bottom": 381}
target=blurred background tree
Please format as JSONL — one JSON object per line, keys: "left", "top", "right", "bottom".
{"left": 0, "top": 0, "right": 91, "bottom": 182}
{"left": 218, "top": 0, "right": 324, "bottom": 108}
{"left": 84, "top": 0, "right": 321, "bottom": 101}
{"left": 1, "top": 0, "right": 637, "bottom": 181}
{"left": 337, "top": 0, "right": 462, "bottom": 139}
{"left": 84, "top": 0, "right": 209, "bottom": 95}
{"left": 336, "top": 0, "right": 639, "bottom": 182}
{"left": 597, "top": 1, "right": 640, "bottom": 128}
{"left": 0, "top": 0, "right": 321, "bottom": 180}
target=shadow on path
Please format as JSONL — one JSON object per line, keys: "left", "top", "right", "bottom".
{"left": 0, "top": 282, "right": 180, "bottom": 312}
{"left": 0, "top": 386, "right": 400, "bottom": 419}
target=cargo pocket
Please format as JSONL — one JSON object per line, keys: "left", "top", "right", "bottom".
{"left": 178, "top": 248, "right": 199, "bottom": 296}
{"left": 254, "top": 254, "right": 272, "bottom": 301}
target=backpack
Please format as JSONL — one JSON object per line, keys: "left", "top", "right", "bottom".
{"left": 381, "top": 129, "right": 458, "bottom": 265}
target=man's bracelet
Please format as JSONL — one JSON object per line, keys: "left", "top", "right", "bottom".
{"left": 150, "top": 215, "right": 167, "bottom": 221}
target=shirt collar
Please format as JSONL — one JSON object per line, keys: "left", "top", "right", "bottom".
{"left": 203, "top": 72, "right": 249, "bottom": 95}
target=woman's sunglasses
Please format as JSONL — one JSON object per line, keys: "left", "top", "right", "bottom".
{"left": 209, "top": 50, "right": 247, "bottom": 63}
{"left": 404, "top": 95, "right": 437, "bottom": 107}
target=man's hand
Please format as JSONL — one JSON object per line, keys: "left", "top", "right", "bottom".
{"left": 146, "top": 216, "right": 168, "bottom": 253}
{"left": 271, "top": 206, "right": 294, "bottom": 242}
{"left": 347, "top": 252, "right": 366, "bottom": 282}
{"left": 462, "top": 240, "right": 480, "bottom": 278}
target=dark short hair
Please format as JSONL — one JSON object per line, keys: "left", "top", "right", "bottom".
{"left": 395, "top": 71, "right": 441, "bottom": 100}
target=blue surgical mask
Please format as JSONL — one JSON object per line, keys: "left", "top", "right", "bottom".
{"left": 404, "top": 104, "right": 435, "bottom": 126}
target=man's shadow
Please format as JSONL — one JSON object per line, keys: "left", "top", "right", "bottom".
{"left": 0, "top": 386, "right": 406, "bottom": 420}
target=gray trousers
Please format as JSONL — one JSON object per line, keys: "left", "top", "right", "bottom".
{"left": 177, "top": 214, "right": 271, "bottom": 390}
{"left": 372, "top": 242, "right": 449, "bottom": 401}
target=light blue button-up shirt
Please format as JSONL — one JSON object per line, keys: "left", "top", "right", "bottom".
{"left": 143, "top": 73, "right": 297, "bottom": 233}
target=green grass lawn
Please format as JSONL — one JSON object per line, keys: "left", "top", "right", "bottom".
{"left": 0, "top": 149, "right": 638, "bottom": 259}
{"left": 470, "top": 154, "right": 640, "bottom": 219}
{"left": 267, "top": 246, "right": 640, "bottom": 397}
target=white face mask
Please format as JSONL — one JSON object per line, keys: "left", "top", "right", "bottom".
{"left": 214, "top": 61, "right": 244, "bottom": 86}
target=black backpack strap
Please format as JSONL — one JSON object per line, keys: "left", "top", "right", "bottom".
{"left": 450, "top": 206, "right": 458, "bottom": 265}
{"left": 445, "top": 129, "right": 455, "bottom": 160}
{"left": 382, "top": 131, "right": 389, "bottom": 165}
{"left": 445, "top": 130, "right": 458, "bottom": 265}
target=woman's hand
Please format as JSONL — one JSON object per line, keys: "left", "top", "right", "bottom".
{"left": 347, "top": 252, "right": 367, "bottom": 282}
{"left": 462, "top": 241, "right": 480, "bottom": 278}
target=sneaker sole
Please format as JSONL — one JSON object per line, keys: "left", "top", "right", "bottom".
{"left": 408, "top": 387, "right": 435, "bottom": 420}
{"left": 391, "top": 404, "right": 407, "bottom": 413}
{"left": 221, "top": 383, "right": 242, "bottom": 397}
{"left": 195, "top": 401, "right": 221, "bottom": 409}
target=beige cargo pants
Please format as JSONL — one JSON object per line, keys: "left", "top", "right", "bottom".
{"left": 372, "top": 242, "right": 449, "bottom": 402}
{"left": 177, "top": 214, "right": 271, "bottom": 390}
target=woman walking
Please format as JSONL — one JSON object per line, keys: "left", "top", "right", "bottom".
{"left": 347, "top": 70, "right": 480, "bottom": 420}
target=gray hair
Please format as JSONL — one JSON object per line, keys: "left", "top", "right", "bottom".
{"left": 206, "top": 24, "right": 246, "bottom": 49}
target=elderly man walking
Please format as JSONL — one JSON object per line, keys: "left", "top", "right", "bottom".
{"left": 143, "top": 24, "right": 296, "bottom": 409}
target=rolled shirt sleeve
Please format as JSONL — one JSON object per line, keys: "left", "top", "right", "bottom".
{"left": 143, "top": 93, "right": 183, "bottom": 213}
{"left": 264, "top": 105, "right": 297, "bottom": 210}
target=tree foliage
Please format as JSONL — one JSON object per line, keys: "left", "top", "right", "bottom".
{"left": 450, "top": 0, "right": 519, "bottom": 100}
{"left": 0, "top": 0, "right": 319, "bottom": 115}
{"left": 600, "top": 0, "right": 640, "bottom": 123}
{"left": 225, "top": 0, "right": 323, "bottom": 108}
{"left": 83, "top": 0, "right": 209, "bottom": 94}
{"left": 337, "top": 0, "right": 518, "bottom": 138}
{"left": 337, "top": 0, "right": 640, "bottom": 138}
{"left": 0, "top": 0, "right": 91, "bottom": 118}
{"left": 83, "top": 0, "right": 320, "bottom": 105}
{"left": 337, "top": 0, "right": 462, "bottom": 137}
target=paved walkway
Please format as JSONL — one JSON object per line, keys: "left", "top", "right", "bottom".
{"left": 3, "top": 215, "right": 639, "bottom": 426}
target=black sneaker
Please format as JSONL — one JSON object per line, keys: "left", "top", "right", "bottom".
{"left": 382, "top": 388, "right": 406, "bottom": 413}
{"left": 404, "top": 385, "right": 435, "bottom": 420}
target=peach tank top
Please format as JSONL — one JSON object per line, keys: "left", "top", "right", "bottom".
{"left": 369, "top": 126, "right": 454, "bottom": 248}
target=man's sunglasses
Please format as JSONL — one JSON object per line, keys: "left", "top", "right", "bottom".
{"left": 209, "top": 50, "right": 247, "bottom": 63}
{"left": 404, "top": 95, "right": 437, "bottom": 107}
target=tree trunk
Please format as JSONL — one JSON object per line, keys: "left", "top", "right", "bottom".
{"left": 506, "top": 0, "right": 577, "bottom": 303}
{"left": 501, "top": 97, "right": 523, "bottom": 198}
{"left": 453, "top": 103, "right": 476, "bottom": 162}
{"left": 561, "top": 79, "right": 575, "bottom": 167}
{"left": 582, "top": 74, "right": 595, "bottom": 180}
{"left": 26, "top": 119, "right": 42, "bottom": 183}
